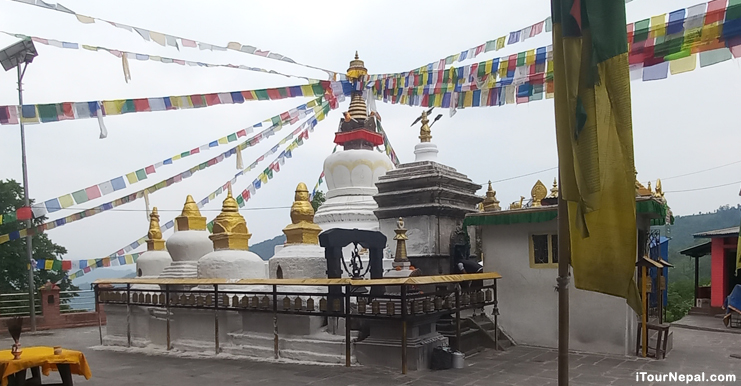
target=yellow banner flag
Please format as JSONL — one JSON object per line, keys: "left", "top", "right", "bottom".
{"left": 125, "top": 254, "right": 134, "bottom": 264}
{"left": 496, "top": 36, "right": 506, "bottom": 50}
{"left": 44, "top": 259, "right": 54, "bottom": 270}
{"left": 552, "top": 0, "right": 641, "bottom": 313}
{"left": 126, "top": 172, "right": 138, "bottom": 184}
{"left": 301, "top": 85, "right": 315, "bottom": 96}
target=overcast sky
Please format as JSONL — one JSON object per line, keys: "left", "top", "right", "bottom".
{"left": 1, "top": 0, "right": 740, "bottom": 264}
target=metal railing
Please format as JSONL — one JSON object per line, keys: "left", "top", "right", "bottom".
{"left": 0, "top": 292, "right": 40, "bottom": 317}
{"left": 94, "top": 273, "right": 500, "bottom": 374}
{"left": 59, "top": 290, "right": 96, "bottom": 313}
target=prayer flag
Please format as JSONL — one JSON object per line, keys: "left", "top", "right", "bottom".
{"left": 552, "top": 0, "right": 641, "bottom": 313}
{"left": 44, "top": 260, "right": 54, "bottom": 270}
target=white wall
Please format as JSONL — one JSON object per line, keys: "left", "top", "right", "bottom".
{"left": 482, "top": 220, "right": 636, "bottom": 356}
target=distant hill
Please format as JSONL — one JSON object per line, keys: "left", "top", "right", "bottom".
{"left": 72, "top": 267, "right": 136, "bottom": 289}
{"left": 251, "top": 234, "right": 286, "bottom": 260}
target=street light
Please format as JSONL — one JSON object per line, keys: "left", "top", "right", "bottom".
{"left": 1, "top": 38, "right": 38, "bottom": 332}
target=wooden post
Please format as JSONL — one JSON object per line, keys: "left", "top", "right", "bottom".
{"left": 641, "top": 266, "right": 648, "bottom": 358}
{"left": 557, "top": 178, "right": 570, "bottom": 386}
{"left": 165, "top": 285, "right": 171, "bottom": 351}
{"left": 401, "top": 284, "right": 408, "bottom": 375}
{"left": 95, "top": 285, "right": 103, "bottom": 345}
{"left": 455, "top": 286, "right": 461, "bottom": 353}
{"left": 658, "top": 269, "right": 664, "bottom": 325}
{"left": 694, "top": 257, "right": 700, "bottom": 307}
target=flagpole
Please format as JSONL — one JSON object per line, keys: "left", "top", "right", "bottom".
{"left": 557, "top": 175, "right": 570, "bottom": 386}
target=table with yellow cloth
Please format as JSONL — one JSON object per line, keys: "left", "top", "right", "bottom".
{"left": 0, "top": 346, "right": 92, "bottom": 386}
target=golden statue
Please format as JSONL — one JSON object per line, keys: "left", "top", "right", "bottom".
{"left": 283, "top": 182, "right": 322, "bottom": 245}
{"left": 655, "top": 179, "right": 664, "bottom": 199}
{"left": 146, "top": 207, "right": 165, "bottom": 251}
{"left": 210, "top": 192, "right": 251, "bottom": 250}
{"left": 482, "top": 181, "right": 501, "bottom": 212}
{"left": 531, "top": 180, "right": 548, "bottom": 207}
{"left": 176, "top": 195, "right": 207, "bottom": 231}
{"left": 418, "top": 110, "right": 432, "bottom": 142}
{"left": 510, "top": 196, "right": 525, "bottom": 209}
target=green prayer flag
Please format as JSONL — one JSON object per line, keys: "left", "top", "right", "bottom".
{"left": 485, "top": 40, "right": 497, "bottom": 52}
{"left": 236, "top": 195, "right": 244, "bottom": 205}
{"left": 135, "top": 169, "right": 147, "bottom": 181}
{"left": 478, "top": 62, "right": 487, "bottom": 78}
{"left": 278, "top": 87, "right": 288, "bottom": 99}
{"left": 121, "top": 100, "right": 136, "bottom": 114}
{"left": 71, "top": 190, "right": 89, "bottom": 204}
{"left": 699, "top": 48, "right": 732, "bottom": 67}
{"left": 255, "top": 89, "right": 270, "bottom": 100}
{"left": 271, "top": 116, "right": 281, "bottom": 126}
{"left": 37, "top": 104, "right": 59, "bottom": 122}
{"left": 311, "top": 83, "right": 325, "bottom": 96}
{"left": 227, "top": 134, "right": 237, "bottom": 142}
{"left": 4, "top": 212, "right": 17, "bottom": 223}
{"left": 181, "top": 151, "right": 190, "bottom": 158}
{"left": 516, "top": 51, "right": 526, "bottom": 66}
{"left": 52, "top": 259, "right": 62, "bottom": 270}
{"left": 634, "top": 19, "right": 650, "bottom": 42}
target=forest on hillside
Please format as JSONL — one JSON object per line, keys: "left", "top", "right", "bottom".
{"left": 663, "top": 205, "right": 740, "bottom": 322}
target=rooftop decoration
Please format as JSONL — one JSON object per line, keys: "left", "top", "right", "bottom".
{"left": 146, "top": 207, "right": 165, "bottom": 251}
{"left": 176, "top": 195, "right": 207, "bottom": 231}
{"left": 209, "top": 190, "right": 251, "bottom": 250}
{"left": 482, "top": 181, "right": 501, "bottom": 212}
{"left": 283, "top": 182, "right": 322, "bottom": 245}
{"left": 531, "top": 180, "right": 547, "bottom": 207}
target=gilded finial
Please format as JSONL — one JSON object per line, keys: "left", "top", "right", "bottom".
{"left": 482, "top": 181, "right": 501, "bottom": 212}
{"left": 175, "top": 195, "right": 207, "bottom": 231}
{"left": 146, "top": 207, "right": 166, "bottom": 251}
{"left": 655, "top": 179, "right": 664, "bottom": 199}
{"left": 548, "top": 178, "right": 559, "bottom": 198}
{"left": 209, "top": 191, "right": 251, "bottom": 250}
{"left": 531, "top": 180, "right": 548, "bottom": 207}
{"left": 393, "top": 217, "right": 409, "bottom": 263}
{"left": 284, "top": 182, "right": 322, "bottom": 245}
{"left": 418, "top": 110, "right": 431, "bottom": 143}
{"left": 647, "top": 181, "right": 652, "bottom": 194}
{"left": 347, "top": 51, "right": 367, "bottom": 81}
{"left": 355, "top": 51, "right": 359, "bottom": 60}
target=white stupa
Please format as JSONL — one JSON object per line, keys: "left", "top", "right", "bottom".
{"left": 313, "top": 53, "right": 394, "bottom": 231}
{"left": 158, "top": 195, "right": 213, "bottom": 281}
{"left": 133, "top": 207, "right": 172, "bottom": 289}
{"left": 197, "top": 191, "right": 266, "bottom": 285}
{"left": 268, "top": 182, "right": 325, "bottom": 281}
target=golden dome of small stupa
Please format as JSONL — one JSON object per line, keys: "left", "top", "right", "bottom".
{"left": 146, "top": 207, "right": 166, "bottom": 251}
{"left": 482, "top": 181, "right": 501, "bottom": 212}
{"left": 346, "top": 51, "right": 367, "bottom": 80}
{"left": 209, "top": 191, "right": 251, "bottom": 250}
{"left": 283, "top": 182, "right": 322, "bottom": 245}
{"left": 176, "top": 195, "right": 207, "bottom": 231}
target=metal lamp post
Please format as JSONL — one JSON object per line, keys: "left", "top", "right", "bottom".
{"left": 1, "top": 38, "right": 39, "bottom": 331}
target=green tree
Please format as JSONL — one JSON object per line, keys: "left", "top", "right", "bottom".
{"left": 311, "top": 190, "right": 326, "bottom": 212}
{"left": 0, "top": 179, "right": 77, "bottom": 296}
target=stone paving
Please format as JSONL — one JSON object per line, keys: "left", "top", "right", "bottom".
{"left": 2, "top": 325, "right": 740, "bottom": 386}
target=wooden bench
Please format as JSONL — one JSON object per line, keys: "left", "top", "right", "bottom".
{"left": 636, "top": 322, "right": 670, "bottom": 359}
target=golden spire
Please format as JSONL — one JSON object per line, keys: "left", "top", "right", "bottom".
{"left": 283, "top": 182, "right": 322, "bottom": 245}
{"left": 209, "top": 191, "right": 251, "bottom": 250}
{"left": 346, "top": 51, "right": 367, "bottom": 81}
{"left": 531, "top": 180, "right": 548, "bottom": 207}
{"left": 548, "top": 177, "right": 559, "bottom": 198}
{"left": 175, "top": 195, "right": 207, "bottom": 231}
{"left": 146, "top": 207, "right": 166, "bottom": 251}
{"left": 482, "top": 181, "right": 501, "bottom": 212}
{"left": 393, "top": 218, "right": 409, "bottom": 262}
{"left": 655, "top": 179, "right": 664, "bottom": 199}
{"left": 418, "top": 110, "right": 431, "bottom": 143}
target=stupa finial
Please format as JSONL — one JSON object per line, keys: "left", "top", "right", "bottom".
{"left": 482, "top": 181, "right": 501, "bottom": 212}
{"left": 393, "top": 218, "right": 409, "bottom": 262}
{"left": 175, "top": 195, "right": 207, "bottom": 231}
{"left": 283, "top": 182, "right": 322, "bottom": 245}
{"left": 209, "top": 191, "right": 251, "bottom": 250}
{"left": 146, "top": 207, "right": 166, "bottom": 251}
{"left": 548, "top": 177, "right": 559, "bottom": 198}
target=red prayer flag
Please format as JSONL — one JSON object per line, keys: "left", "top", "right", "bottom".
{"left": 255, "top": 50, "right": 269, "bottom": 57}
{"left": 103, "top": 258, "right": 111, "bottom": 267}
{"left": 181, "top": 39, "right": 196, "bottom": 47}
{"left": 85, "top": 185, "right": 102, "bottom": 200}
{"left": 145, "top": 165, "right": 156, "bottom": 175}
{"left": 241, "top": 190, "right": 250, "bottom": 200}
{"left": 706, "top": 0, "right": 726, "bottom": 25}
{"left": 16, "top": 206, "right": 32, "bottom": 221}
{"left": 133, "top": 98, "right": 151, "bottom": 112}
{"left": 191, "top": 147, "right": 200, "bottom": 154}
{"left": 241, "top": 91, "right": 255, "bottom": 100}
{"left": 190, "top": 95, "right": 206, "bottom": 108}
{"left": 59, "top": 103, "right": 75, "bottom": 120}
{"left": 237, "top": 129, "right": 246, "bottom": 137}
{"left": 205, "top": 93, "right": 221, "bottom": 106}
{"left": 475, "top": 44, "right": 485, "bottom": 56}
{"left": 279, "top": 112, "right": 290, "bottom": 121}
{"left": 62, "top": 260, "right": 72, "bottom": 271}
{"left": 267, "top": 88, "right": 281, "bottom": 100}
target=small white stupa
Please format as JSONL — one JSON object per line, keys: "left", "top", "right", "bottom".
{"left": 133, "top": 207, "right": 172, "bottom": 289}
{"left": 158, "top": 195, "right": 213, "bottom": 282}
{"left": 269, "top": 182, "right": 325, "bottom": 281}
{"left": 197, "top": 191, "right": 266, "bottom": 285}
{"left": 413, "top": 110, "right": 439, "bottom": 162}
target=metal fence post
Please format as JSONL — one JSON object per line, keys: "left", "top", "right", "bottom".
{"left": 95, "top": 285, "right": 102, "bottom": 345}
{"left": 126, "top": 284, "right": 131, "bottom": 348}
{"left": 345, "top": 284, "right": 351, "bottom": 367}
{"left": 214, "top": 284, "right": 220, "bottom": 355}
{"left": 165, "top": 285, "right": 171, "bottom": 351}
{"left": 401, "top": 284, "right": 408, "bottom": 375}
{"left": 455, "top": 285, "right": 461, "bottom": 353}
{"left": 273, "top": 284, "right": 279, "bottom": 359}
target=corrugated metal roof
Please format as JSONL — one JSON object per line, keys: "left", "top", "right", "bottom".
{"left": 680, "top": 241, "right": 712, "bottom": 258}
{"left": 693, "top": 226, "right": 739, "bottom": 239}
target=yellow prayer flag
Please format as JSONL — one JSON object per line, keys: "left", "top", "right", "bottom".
{"left": 58, "top": 194, "right": 74, "bottom": 208}
{"left": 172, "top": 154, "right": 181, "bottom": 161}
{"left": 496, "top": 36, "right": 506, "bottom": 50}
{"left": 208, "top": 192, "right": 216, "bottom": 200}
{"left": 498, "top": 61, "right": 508, "bottom": 79}
{"left": 0, "top": 215, "right": 3, "bottom": 224}
{"left": 463, "top": 91, "right": 473, "bottom": 107}
{"left": 82, "top": 45, "right": 98, "bottom": 51}
{"left": 227, "top": 42, "right": 242, "bottom": 50}
{"left": 526, "top": 49, "right": 536, "bottom": 65}
{"left": 301, "top": 85, "right": 315, "bottom": 96}
{"left": 150, "top": 32, "right": 166, "bottom": 46}
{"left": 102, "top": 100, "right": 125, "bottom": 115}
{"left": 306, "top": 99, "right": 317, "bottom": 108}
{"left": 434, "top": 93, "right": 443, "bottom": 107}
{"left": 669, "top": 54, "right": 697, "bottom": 75}
{"left": 701, "top": 22, "right": 723, "bottom": 44}
{"left": 45, "top": 260, "right": 54, "bottom": 270}
{"left": 18, "top": 229, "right": 26, "bottom": 237}
{"left": 505, "top": 85, "right": 515, "bottom": 104}
{"left": 316, "top": 110, "right": 325, "bottom": 121}
{"left": 485, "top": 60, "right": 494, "bottom": 75}
{"left": 88, "top": 259, "right": 96, "bottom": 267}
{"left": 126, "top": 172, "right": 138, "bottom": 184}
{"left": 218, "top": 137, "right": 228, "bottom": 145}
{"left": 259, "top": 173, "right": 268, "bottom": 183}
{"left": 75, "top": 14, "right": 95, "bottom": 23}
{"left": 650, "top": 14, "right": 667, "bottom": 38}
{"left": 0, "top": 234, "right": 9, "bottom": 244}
{"left": 125, "top": 254, "right": 134, "bottom": 264}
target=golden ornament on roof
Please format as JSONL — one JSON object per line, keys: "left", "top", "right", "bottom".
{"left": 209, "top": 192, "right": 251, "bottom": 250}
{"left": 482, "top": 181, "right": 501, "bottom": 212}
{"left": 418, "top": 110, "right": 432, "bottom": 143}
{"left": 531, "top": 180, "right": 548, "bottom": 207}
{"left": 548, "top": 178, "right": 559, "bottom": 198}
